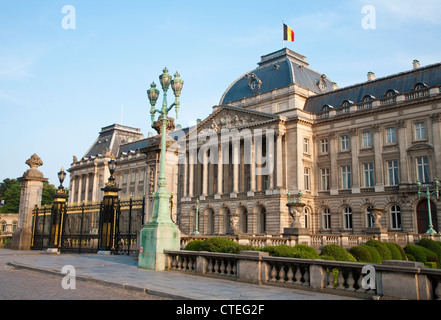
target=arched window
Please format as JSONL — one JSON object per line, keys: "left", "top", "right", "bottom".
{"left": 362, "top": 95, "right": 375, "bottom": 102}
{"left": 341, "top": 100, "right": 354, "bottom": 107}
{"left": 322, "top": 208, "right": 331, "bottom": 230}
{"left": 343, "top": 207, "right": 353, "bottom": 230}
{"left": 385, "top": 89, "right": 399, "bottom": 97}
{"left": 390, "top": 205, "right": 402, "bottom": 230}
{"left": 414, "top": 83, "right": 428, "bottom": 91}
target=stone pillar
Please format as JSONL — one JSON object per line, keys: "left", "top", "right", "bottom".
{"left": 329, "top": 133, "right": 338, "bottom": 195}
{"left": 232, "top": 139, "right": 240, "bottom": 197}
{"left": 202, "top": 150, "right": 209, "bottom": 198}
{"left": 248, "top": 138, "right": 256, "bottom": 196}
{"left": 430, "top": 113, "right": 441, "bottom": 178}
{"left": 216, "top": 144, "right": 223, "bottom": 199}
{"left": 276, "top": 132, "right": 284, "bottom": 191}
{"left": 398, "top": 120, "right": 409, "bottom": 186}
{"left": 11, "top": 154, "right": 48, "bottom": 251}
{"left": 182, "top": 152, "right": 188, "bottom": 198}
{"left": 350, "top": 129, "right": 360, "bottom": 194}
{"left": 373, "top": 125, "right": 384, "bottom": 192}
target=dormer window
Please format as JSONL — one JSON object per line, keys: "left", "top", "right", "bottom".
{"left": 414, "top": 83, "right": 428, "bottom": 91}
{"left": 341, "top": 100, "right": 354, "bottom": 107}
{"left": 321, "top": 105, "right": 333, "bottom": 111}
{"left": 385, "top": 89, "right": 399, "bottom": 97}
{"left": 362, "top": 95, "right": 375, "bottom": 102}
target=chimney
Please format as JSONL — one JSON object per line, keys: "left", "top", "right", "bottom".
{"left": 367, "top": 72, "right": 376, "bottom": 81}
{"left": 413, "top": 60, "right": 421, "bottom": 70}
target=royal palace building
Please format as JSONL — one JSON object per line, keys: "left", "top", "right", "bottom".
{"left": 69, "top": 48, "right": 441, "bottom": 237}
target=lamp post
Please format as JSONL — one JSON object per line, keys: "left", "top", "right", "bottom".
{"left": 138, "top": 68, "right": 183, "bottom": 271}
{"left": 417, "top": 179, "right": 439, "bottom": 235}
{"left": 98, "top": 157, "right": 121, "bottom": 253}
{"left": 48, "top": 168, "right": 69, "bottom": 252}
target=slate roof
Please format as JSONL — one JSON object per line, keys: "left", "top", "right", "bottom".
{"left": 304, "top": 62, "right": 441, "bottom": 114}
{"left": 220, "top": 48, "right": 334, "bottom": 105}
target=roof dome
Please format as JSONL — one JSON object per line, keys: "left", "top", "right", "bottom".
{"left": 220, "top": 48, "right": 334, "bottom": 105}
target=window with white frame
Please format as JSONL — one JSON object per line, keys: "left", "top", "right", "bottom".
{"left": 341, "top": 135, "right": 349, "bottom": 151}
{"left": 363, "top": 163, "right": 374, "bottom": 188}
{"left": 341, "top": 166, "right": 351, "bottom": 189}
{"left": 415, "top": 122, "right": 426, "bottom": 140}
{"left": 304, "top": 168, "right": 311, "bottom": 191}
{"left": 386, "top": 127, "right": 396, "bottom": 144}
{"left": 362, "top": 132, "right": 372, "bottom": 148}
{"left": 320, "top": 168, "right": 330, "bottom": 191}
{"left": 417, "top": 156, "right": 430, "bottom": 183}
{"left": 304, "top": 138, "right": 310, "bottom": 154}
{"left": 390, "top": 205, "right": 402, "bottom": 230}
{"left": 366, "top": 206, "right": 374, "bottom": 228}
{"left": 322, "top": 208, "right": 331, "bottom": 230}
{"left": 320, "top": 139, "right": 329, "bottom": 154}
{"left": 387, "top": 160, "right": 399, "bottom": 186}
{"left": 304, "top": 208, "right": 309, "bottom": 229}
{"left": 343, "top": 207, "right": 353, "bottom": 230}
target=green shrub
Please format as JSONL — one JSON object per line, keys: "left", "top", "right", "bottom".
{"left": 365, "top": 239, "right": 392, "bottom": 261}
{"left": 320, "top": 244, "right": 357, "bottom": 262}
{"left": 349, "top": 246, "right": 373, "bottom": 263}
{"left": 319, "top": 255, "right": 336, "bottom": 261}
{"left": 404, "top": 244, "right": 438, "bottom": 264}
{"left": 292, "top": 244, "right": 320, "bottom": 259}
{"left": 184, "top": 240, "right": 205, "bottom": 251}
{"left": 261, "top": 245, "right": 295, "bottom": 258}
{"left": 384, "top": 242, "right": 403, "bottom": 260}
{"left": 200, "top": 237, "right": 240, "bottom": 253}
{"left": 390, "top": 243, "right": 407, "bottom": 261}
{"left": 360, "top": 245, "right": 382, "bottom": 264}
{"left": 418, "top": 238, "right": 441, "bottom": 263}
{"left": 406, "top": 254, "right": 416, "bottom": 261}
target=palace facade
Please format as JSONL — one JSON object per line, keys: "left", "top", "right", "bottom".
{"left": 68, "top": 48, "right": 441, "bottom": 237}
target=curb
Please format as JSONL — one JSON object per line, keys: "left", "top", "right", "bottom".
{"left": 7, "top": 262, "right": 194, "bottom": 301}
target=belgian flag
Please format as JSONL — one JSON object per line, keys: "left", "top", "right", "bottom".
{"left": 283, "top": 23, "right": 295, "bottom": 42}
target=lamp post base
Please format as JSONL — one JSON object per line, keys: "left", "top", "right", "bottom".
{"left": 138, "top": 221, "right": 181, "bottom": 271}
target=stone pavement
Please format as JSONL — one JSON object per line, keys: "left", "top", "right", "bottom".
{"left": 1, "top": 249, "right": 357, "bottom": 301}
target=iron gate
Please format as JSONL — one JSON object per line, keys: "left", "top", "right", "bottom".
{"left": 31, "top": 197, "right": 145, "bottom": 255}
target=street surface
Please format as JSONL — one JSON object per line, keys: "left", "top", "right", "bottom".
{"left": 0, "top": 256, "right": 168, "bottom": 300}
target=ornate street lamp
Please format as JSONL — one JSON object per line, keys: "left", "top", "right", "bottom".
{"left": 146, "top": 68, "right": 183, "bottom": 223}
{"left": 99, "top": 157, "right": 121, "bottom": 252}
{"left": 417, "top": 179, "right": 439, "bottom": 234}
{"left": 139, "top": 68, "right": 183, "bottom": 271}
{"left": 48, "top": 168, "right": 69, "bottom": 251}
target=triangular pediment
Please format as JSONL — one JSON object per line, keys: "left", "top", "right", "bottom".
{"left": 196, "top": 105, "right": 281, "bottom": 135}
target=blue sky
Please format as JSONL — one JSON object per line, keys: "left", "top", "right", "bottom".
{"left": 1, "top": 0, "right": 441, "bottom": 186}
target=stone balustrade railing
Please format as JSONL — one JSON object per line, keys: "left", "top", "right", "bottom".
{"left": 164, "top": 250, "right": 441, "bottom": 300}
{"left": 180, "top": 232, "right": 441, "bottom": 250}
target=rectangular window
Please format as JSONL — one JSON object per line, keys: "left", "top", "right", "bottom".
{"left": 320, "top": 168, "right": 330, "bottom": 191}
{"left": 320, "top": 139, "right": 329, "bottom": 154}
{"left": 363, "top": 163, "right": 374, "bottom": 187}
{"left": 417, "top": 157, "right": 430, "bottom": 183}
{"left": 341, "top": 135, "right": 349, "bottom": 151}
{"left": 391, "top": 205, "right": 402, "bottom": 230}
{"left": 388, "top": 160, "right": 399, "bottom": 186}
{"left": 415, "top": 122, "right": 426, "bottom": 140}
{"left": 386, "top": 128, "right": 396, "bottom": 144}
{"left": 341, "top": 166, "right": 351, "bottom": 189}
{"left": 304, "top": 168, "right": 311, "bottom": 191}
{"left": 304, "top": 138, "right": 310, "bottom": 154}
{"left": 362, "top": 132, "right": 372, "bottom": 148}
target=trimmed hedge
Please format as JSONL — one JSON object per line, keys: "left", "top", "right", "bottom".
{"left": 184, "top": 240, "right": 205, "bottom": 252}
{"left": 261, "top": 245, "right": 295, "bottom": 258}
{"left": 320, "top": 244, "right": 357, "bottom": 262}
{"left": 292, "top": 244, "right": 320, "bottom": 260}
{"left": 365, "top": 239, "right": 392, "bottom": 261}
{"left": 360, "top": 245, "right": 382, "bottom": 264}
{"left": 404, "top": 244, "right": 438, "bottom": 266}
{"left": 349, "top": 246, "right": 373, "bottom": 263}
{"left": 418, "top": 238, "right": 441, "bottom": 263}
{"left": 384, "top": 242, "right": 403, "bottom": 260}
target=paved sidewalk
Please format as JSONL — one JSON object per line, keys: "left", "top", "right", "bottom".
{"left": 1, "top": 249, "right": 357, "bottom": 300}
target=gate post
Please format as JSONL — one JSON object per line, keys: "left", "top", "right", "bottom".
{"left": 47, "top": 169, "right": 68, "bottom": 253}
{"left": 11, "top": 154, "right": 48, "bottom": 251}
{"left": 98, "top": 157, "right": 120, "bottom": 254}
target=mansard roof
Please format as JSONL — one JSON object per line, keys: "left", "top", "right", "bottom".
{"left": 220, "top": 48, "right": 334, "bottom": 105}
{"left": 304, "top": 62, "right": 441, "bottom": 114}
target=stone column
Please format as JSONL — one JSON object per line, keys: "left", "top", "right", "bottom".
{"left": 276, "top": 132, "right": 284, "bottom": 191}
{"left": 188, "top": 151, "right": 194, "bottom": 198}
{"left": 329, "top": 133, "right": 338, "bottom": 195}
{"left": 216, "top": 143, "right": 223, "bottom": 199}
{"left": 182, "top": 151, "right": 188, "bottom": 199}
{"left": 373, "top": 125, "right": 384, "bottom": 192}
{"left": 202, "top": 150, "right": 209, "bottom": 198}
{"left": 77, "top": 174, "right": 83, "bottom": 204}
{"left": 11, "top": 154, "right": 48, "bottom": 251}
{"left": 231, "top": 139, "right": 240, "bottom": 197}
{"left": 350, "top": 129, "right": 360, "bottom": 194}
{"left": 69, "top": 176, "right": 76, "bottom": 204}
{"left": 84, "top": 173, "right": 90, "bottom": 203}
{"left": 248, "top": 138, "right": 256, "bottom": 196}
{"left": 398, "top": 120, "right": 409, "bottom": 186}
{"left": 430, "top": 113, "right": 441, "bottom": 178}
